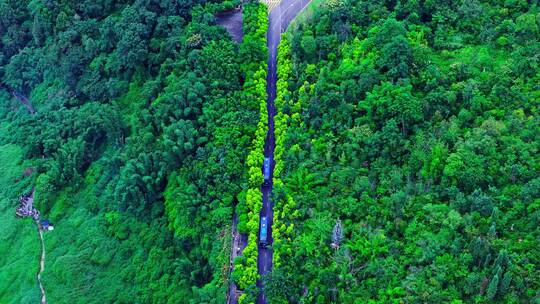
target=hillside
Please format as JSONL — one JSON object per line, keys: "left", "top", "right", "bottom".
{"left": 0, "top": 0, "right": 263, "bottom": 302}
{"left": 268, "top": 1, "right": 539, "bottom": 303}
{"left": 0, "top": 0, "right": 538, "bottom": 303}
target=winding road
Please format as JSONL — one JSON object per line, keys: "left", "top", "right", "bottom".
{"left": 257, "top": 0, "right": 310, "bottom": 303}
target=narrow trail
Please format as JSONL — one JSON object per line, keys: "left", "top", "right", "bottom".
{"left": 257, "top": 0, "right": 310, "bottom": 303}
{"left": 15, "top": 190, "right": 46, "bottom": 303}
{"left": 0, "top": 83, "right": 35, "bottom": 114}
{"left": 35, "top": 220, "right": 47, "bottom": 304}
{"left": 228, "top": 212, "right": 247, "bottom": 304}
{"left": 11, "top": 90, "right": 35, "bottom": 115}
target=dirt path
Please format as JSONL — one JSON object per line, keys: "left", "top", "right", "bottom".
{"left": 11, "top": 90, "right": 35, "bottom": 114}
{"left": 228, "top": 212, "right": 247, "bottom": 304}
{"left": 35, "top": 220, "right": 47, "bottom": 304}
{"left": 0, "top": 83, "right": 35, "bottom": 114}
{"left": 16, "top": 190, "right": 46, "bottom": 303}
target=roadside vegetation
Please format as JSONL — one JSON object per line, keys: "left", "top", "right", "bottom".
{"left": 270, "top": 37, "right": 297, "bottom": 270}
{"left": 229, "top": 2, "right": 269, "bottom": 303}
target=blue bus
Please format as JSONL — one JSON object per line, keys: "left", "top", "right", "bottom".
{"left": 263, "top": 157, "right": 271, "bottom": 183}
{"left": 259, "top": 216, "right": 268, "bottom": 247}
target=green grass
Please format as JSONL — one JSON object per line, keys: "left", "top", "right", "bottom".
{"left": 0, "top": 140, "right": 205, "bottom": 303}
{"left": 0, "top": 144, "right": 41, "bottom": 303}
{"left": 432, "top": 45, "right": 510, "bottom": 75}
{"left": 0, "top": 145, "right": 124, "bottom": 303}
{"left": 0, "top": 210, "right": 40, "bottom": 304}
{"left": 35, "top": 163, "right": 128, "bottom": 303}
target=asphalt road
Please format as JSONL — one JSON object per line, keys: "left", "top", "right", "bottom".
{"left": 257, "top": 0, "right": 311, "bottom": 303}
{"left": 215, "top": 8, "right": 244, "bottom": 43}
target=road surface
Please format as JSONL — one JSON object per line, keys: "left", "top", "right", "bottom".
{"left": 257, "top": 0, "right": 311, "bottom": 303}
{"left": 215, "top": 8, "right": 244, "bottom": 43}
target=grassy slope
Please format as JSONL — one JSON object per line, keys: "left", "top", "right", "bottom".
{"left": 1, "top": 88, "right": 151, "bottom": 303}
{"left": 0, "top": 94, "right": 127, "bottom": 302}
{"left": 0, "top": 143, "right": 40, "bottom": 303}
{"left": 0, "top": 151, "right": 155, "bottom": 303}
{"left": 0, "top": 84, "right": 216, "bottom": 303}
{"left": 40, "top": 179, "right": 129, "bottom": 302}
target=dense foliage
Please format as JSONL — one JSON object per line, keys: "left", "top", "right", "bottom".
{"left": 229, "top": 3, "right": 269, "bottom": 303}
{"left": 2, "top": 0, "right": 539, "bottom": 303}
{"left": 0, "top": 0, "right": 267, "bottom": 302}
{"left": 267, "top": 1, "right": 539, "bottom": 303}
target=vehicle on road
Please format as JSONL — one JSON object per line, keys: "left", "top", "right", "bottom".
{"left": 259, "top": 216, "right": 268, "bottom": 247}
{"left": 263, "top": 157, "right": 271, "bottom": 184}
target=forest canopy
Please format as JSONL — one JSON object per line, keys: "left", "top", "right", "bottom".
{"left": 267, "top": 0, "right": 539, "bottom": 303}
